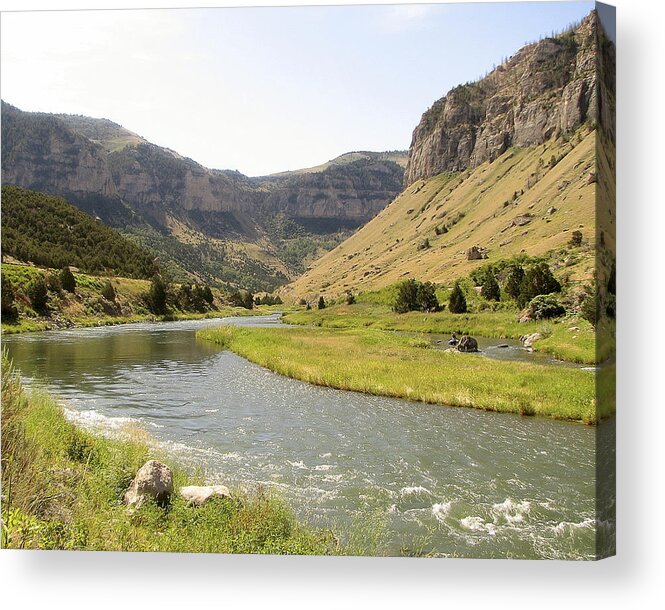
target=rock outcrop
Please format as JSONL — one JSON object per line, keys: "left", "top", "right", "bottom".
{"left": 124, "top": 460, "right": 173, "bottom": 508}
{"left": 404, "top": 10, "right": 614, "bottom": 186}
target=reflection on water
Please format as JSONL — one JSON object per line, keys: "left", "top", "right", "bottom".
{"left": 3, "top": 314, "right": 607, "bottom": 559}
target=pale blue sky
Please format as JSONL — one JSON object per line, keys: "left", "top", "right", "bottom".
{"left": 1, "top": 2, "right": 595, "bottom": 176}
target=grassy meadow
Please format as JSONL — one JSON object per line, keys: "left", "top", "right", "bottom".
{"left": 197, "top": 325, "right": 607, "bottom": 423}
{"left": 283, "top": 302, "right": 604, "bottom": 365}
{"left": 0, "top": 354, "right": 342, "bottom": 554}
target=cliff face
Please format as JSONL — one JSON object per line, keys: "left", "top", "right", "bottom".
{"left": 404, "top": 10, "right": 612, "bottom": 186}
{"left": 0, "top": 102, "right": 133, "bottom": 224}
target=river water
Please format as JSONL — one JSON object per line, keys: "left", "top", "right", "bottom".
{"left": 2, "top": 314, "right": 608, "bottom": 559}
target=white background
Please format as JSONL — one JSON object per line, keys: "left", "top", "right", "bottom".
{"left": 0, "top": 0, "right": 662, "bottom": 608}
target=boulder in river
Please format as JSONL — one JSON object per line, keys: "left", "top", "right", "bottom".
{"left": 180, "top": 485, "right": 232, "bottom": 507}
{"left": 520, "top": 333, "right": 543, "bottom": 349}
{"left": 457, "top": 335, "right": 479, "bottom": 353}
{"left": 124, "top": 460, "right": 173, "bottom": 508}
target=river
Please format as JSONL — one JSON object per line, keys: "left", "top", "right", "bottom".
{"left": 2, "top": 314, "right": 610, "bottom": 559}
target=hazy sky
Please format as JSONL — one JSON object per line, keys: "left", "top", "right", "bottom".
{"left": 1, "top": 1, "right": 594, "bottom": 176}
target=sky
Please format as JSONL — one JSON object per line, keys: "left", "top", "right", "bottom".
{"left": 1, "top": 1, "right": 595, "bottom": 176}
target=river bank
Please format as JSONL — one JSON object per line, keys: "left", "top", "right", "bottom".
{"left": 283, "top": 303, "right": 610, "bottom": 365}
{"left": 197, "top": 325, "right": 607, "bottom": 423}
{"left": 0, "top": 354, "right": 341, "bottom": 554}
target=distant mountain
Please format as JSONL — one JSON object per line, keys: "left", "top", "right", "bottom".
{"left": 1, "top": 103, "right": 406, "bottom": 290}
{"left": 1, "top": 185, "right": 156, "bottom": 279}
{"left": 285, "top": 10, "right": 615, "bottom": 301}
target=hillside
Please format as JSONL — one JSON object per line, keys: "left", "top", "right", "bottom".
{"left": 285, "top": 10, "right": 614, "bottom": 302}
{"left": 1, "top": 185, "right": 156, "bottom": 279}
{"left": 2, "top": 104, "right": 405, "bottom": 290}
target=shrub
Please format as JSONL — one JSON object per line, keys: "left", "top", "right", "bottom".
{"left": 101, "top": 281, "right": 116, "bottom": 302}
{"left": 526, "top": 294, "right": 566, "bottom": 320}
{"left": 59, "top": 267, "right": 76, "bottom": 293}
{"left": 345, "top": 291, "right": 356, "bottom": 305}
{"left": 202, "top": 286, "right": 214, "bottom": 305}
{"left": 1, "top": 273, "right": 17, "bottom": 319}
{"left": 569, "top": 230, "right": 583, "bottom": 247}
{"left": 480, "top": 273, "right": 500, "bottom": 301}
{"left": 448, "top": 281, "right": 467, "bottom": 314}
{"left": 416, "top": 281, "right": 439, "bottom": 312}
{"left": 417, "top": 238, "right": 430, "bottom": 251}
{"left": 317, "top": 296, "right": 326, "bottom": 310}
{"left": 27, "top": 277, "right": 49, "bottom": 312}
{"left": 298, "top": 298, "right": 307, "bottom": 307}
{"left": 503, "top": 264, "right": 525, "bottom": 301}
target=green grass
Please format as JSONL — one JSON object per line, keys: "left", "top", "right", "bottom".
{"left": 1, "top": 262, "right": 286, "bottom": 335}
{"left": 197, "top": 325, "right": 608, "bottom": 423}
{"left": 283, "top": 303, "right": 605, "bottom": 364}
{"left": 1, "top": 354, "right": 340, "bottom": 554}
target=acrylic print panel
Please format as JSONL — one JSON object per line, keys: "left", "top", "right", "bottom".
{"left": 0, "top": 1, "right": 615, "bottom": 559}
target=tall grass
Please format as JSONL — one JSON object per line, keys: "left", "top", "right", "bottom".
{"left": 197, "top": 326, "right": 603, "bottom": 423}
{"left": 283, "top": 303, "right": 606, "bottom": 365}
{"left": 1, "top": 353, "right": 340, "bottom": 553}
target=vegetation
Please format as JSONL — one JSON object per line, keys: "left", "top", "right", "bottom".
{"left": 1, "top": 185, "right": 156, "bottom": 278}
{"left": 526, "top": 294, "right": 566, "bottom": 320}
{"left": 1, "top": 273, "right": 18, "bottom": 320}
{"left": 317, "top": 296, "right": 326, "bottom": 310}
{"left": 0, "top": 263, "right": 266, "bottom": 335}
{"left": 283, "top": 301, "right": 605, "bottom": 365}
{"left": 392, "top": 279, "right": 439, "bottom": 314}
{"left": 448, "top": 281, "right": 467, "bottom": 313}
{"left": 198, "top": 325, "right": 605, "bottom": 423}
{"left": 480, "top": 273, "right": 500, "bottom": 301}
{"left": 59, "top": 266, "right": 77, "bottom": 293}
{"left": 1, "top": 355, "right": 340, "bottom": 554}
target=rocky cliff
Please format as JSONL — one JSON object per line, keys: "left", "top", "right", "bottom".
{"left": 404, "top": 10, "right": 613, "bottom": 186}
{"left": 1, "top": 103, "right": 405, "bottom": 288}
{"left": 1, "top": 102, "right": 134, "bottom": 225}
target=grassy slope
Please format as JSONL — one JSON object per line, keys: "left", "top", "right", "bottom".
{"left": 1, "top": 263, "right": 276, "bottom": 334}
{"left": 0, "top": 356, "right": 338, "bottom": 553}
{"left": 284, "top": 127, "right": 597, "bottom": 301}
{"left": 197, "top": 325, "right": 608, "bottom": 423}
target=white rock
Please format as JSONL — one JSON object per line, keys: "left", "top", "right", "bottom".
{"left": 124, "top": 460, "right": 173, "bottom": 508}
{"left": 180, "top": 485, "right": 231, "bottom": 507}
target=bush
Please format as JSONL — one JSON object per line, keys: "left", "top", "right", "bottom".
{"left": 569, "top": 230, "right": 583, "bottom": 247}
{"left": 101, "top": 281, "right": 116, "bottom": 302}
{"left": 448, "top": 281, "right": 467, "bottom": 314}
{"left": 59, "top": 267, "right": 76, "bottom": 293}
{"left": 27, "top": 277, "right": 49, "bottom": 312}
{"left": 480, "top": 273, "right": 500, "bottom": 301}
{"left": 345, "top": 291, "right": 356, "bottom": 305}
{"left": 526, "top": 294, "right": 566, "bottom": 320}
{"left": 1, "top": 273, "right": 17, "bottom": 319}
{"left": 317, "top": 296, "right": 326, "bottom": 310}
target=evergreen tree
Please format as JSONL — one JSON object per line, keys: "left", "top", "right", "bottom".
{"left": 318, "top": 296, "right": 326, "bottom": 310}
{"left": 59, "top": 266, "right": 76, "bottom": 293}
{"left": 448, "top": 281, "right": 467, "bottom": 314}
{"left": 517, "top": 262, "right": 561, "bottom": 308}
{"left": 480, "top": 273, "right": 500, "bottom": 301}
{"left": 416, "top": 281, "right": 439, "bottom": 312}
{"left": 393, "top": 279, "right": 419, "bottom": 313}
{"left": 148, "top": 274, "right": 167, "bottom": 314}
{"left": 202, "top": 285, "right": 214, "bottom": 305}
{"left": 1, "top": 273, "right": 17, "bottom": 319}
{"left": 27, "top": 277, "right": 49, "bottom": 313}
{"left": 503, "top": 264, "right": 525, "bottom": 301}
